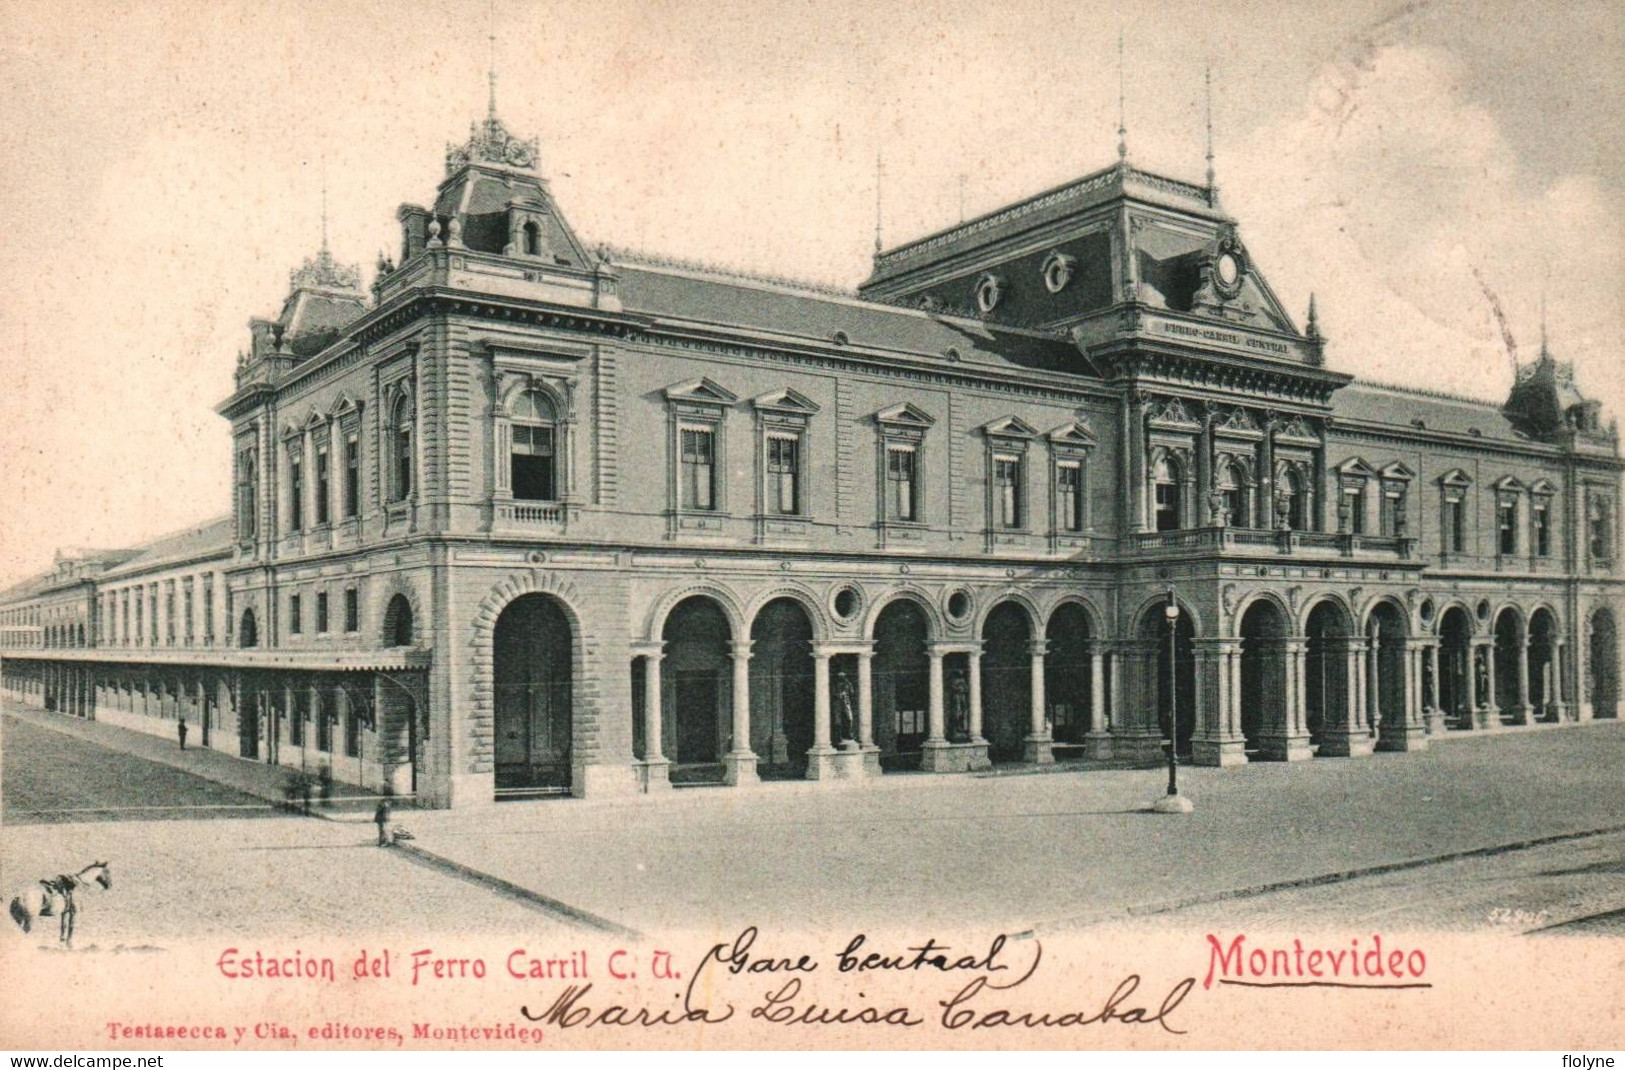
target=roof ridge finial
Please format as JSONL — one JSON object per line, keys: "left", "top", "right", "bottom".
{"left": 874, "top": 149, "right": 885, "bottom": 256}
{"left": 1117, "top": 29, "right": 1129, "bottom": 164}
{"left": 1306, "top": 293, "right": 1320, "bottom": 338}
{"left": 1539, "top": 273, "right": 1550, "bottom": 361}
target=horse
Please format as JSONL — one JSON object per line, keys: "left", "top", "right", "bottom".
{"left": 8, "top": 862, "right": 112, "bottom": 948}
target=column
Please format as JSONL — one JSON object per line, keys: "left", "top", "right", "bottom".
{"left": 968, "top": 646, "right": 985, "bottom": 743}
{"left": 1506, "top": 636, "right": 1529, "bottom": 725}
{"left": 637, "top": 644, "right": 669, "bottom": 791}
{"left": 926, "top": 647, "right": 946, "bottom": 743}
{"left": 723, "top": 640, "right": 758, "bottom": 786}
{"left": 811, "top": 651, "right": 832, "bottom": 750}
{"left": 1106, "top": 645, "right": 1121, "bottom": 733}
{"left": 856, "top": 648, "right": 875, "bottom": 748}
{"left": 1553, "top": 637, "right": 1571, "bottom": 720}
{"left": 1085, "top": 643, "right": 1112, "bottom": 759}
{"left": 1116, "top": 639, "right": 1164, "bottom": 761}
{"left": 1423, "top": 642, "right": 1446, "bottom": 735}
{"left": 1191, "top": 638, "right": 1245, "bottom": 766}
{"left": 1263, "top": 639, "right": 1313, "bottom": 760}
{"left": 1365, "top": 630, "right": 1382, "bottom": 740}
{"left": 1024, "top": 639, "right": 1053, "bottom": 764}
{"left": 1319, "top": 637, "right": 1373, "bottom": 757}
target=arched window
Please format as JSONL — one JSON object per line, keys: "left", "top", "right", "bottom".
{"left": 1153, "top": 454, "right": 1183, "bottom": 532}
{"left": 522, "top": 221, "right": 541, "bottom": 257}
{"left": 509, "top": 390, "right": 559, "bottom": 502}
{"left": 384, "top": 594, "right": 413, "bottom": 647}
{"left": 391, "top": 394, "right": 413, "bottom": 501}
{"left": 1281, "top": 467, "right": 1307, "bottom": 531}
{"left": 1216, "top": 457, "right": 1251, "bottom": 527}
{"left": 239, "top": 608, "right": 258, "bottom": 649}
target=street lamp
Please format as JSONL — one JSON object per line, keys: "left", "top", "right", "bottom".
{"left": 1152, "top": 585, "right": 1194, "bottom": 814}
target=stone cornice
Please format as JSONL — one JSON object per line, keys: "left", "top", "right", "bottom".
{"left": 1330, "top": 418, "right": 1625, "bottom": 469}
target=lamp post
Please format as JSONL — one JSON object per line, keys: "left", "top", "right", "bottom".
{"left": 1152, "top": 585, "right": 1194, "bottom": 813}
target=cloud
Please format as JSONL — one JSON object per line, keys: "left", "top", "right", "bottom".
{"left": 1226, "top": 43, "right": 1624, "bottom": 409}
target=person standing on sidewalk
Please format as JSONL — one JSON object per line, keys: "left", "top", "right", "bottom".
{"left": 177, "top": 717, "right": 188, "bottom": 751}
{"left": 374, "top": 797, "right": 392, "bottom": 847}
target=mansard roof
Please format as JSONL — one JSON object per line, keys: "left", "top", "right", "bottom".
{"left": 1334, "top": 381, "right": 1527, "bottom": 444}
{"left": 97, "top": 516, "right": 234, "bottom": 581}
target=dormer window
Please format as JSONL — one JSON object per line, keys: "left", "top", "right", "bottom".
{"left": 523, "top": 221, "right": 541, "bottom": 257}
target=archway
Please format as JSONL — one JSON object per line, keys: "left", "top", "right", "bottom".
{"left": 1439, "top": 607, "right": 1474, "bottom": 728}
{"left": 1528, "top": 608, "right": 1558, "bottom": 722}
{"left": 1138, "top": 600, "right": 1195, "bottom": 757}
{"left": 1368, "top": 601, "right": 1409, "bottom": 744}
{"left": 662, "top": 596, "right": 732, "bottom": 779}
{"left": 750, "top": 598, "right": 815, "bottom": 777}
{"left": 1589, "top": 607, "right": 1619, "bottom": 719}
{"left": 1493, "top": 608, "right": 1523, "bottom": 725}
{"left": 872, "top": 599, "right": 930, "bottom": 771}
{"left": 492, "top": 593, "right": 574, "bottom": 793}
{"left": 239, "top": 608, "right": 258, "bottom": 649}
{"left": 981, "top": 601, "right": 1032, "bottom": 763}
{"left": 1238, "top": 599, "right": 1290, "bottom": 756}
{"left": 1045, "top": 602, "right": 1093, "bottom": 747}
{"left": 384, "top": 595, "right": 414, "bottom": 647}
{"left": 1305, "top": 600, "right": 1353, "bottom": 752}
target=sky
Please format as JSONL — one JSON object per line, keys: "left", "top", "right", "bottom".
{"left": 0, "top": 0, "right": 1621, "bottom": 587}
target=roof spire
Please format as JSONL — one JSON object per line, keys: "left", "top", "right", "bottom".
{"left": 1306, "top": 293, "right": 1320, "bottom": 338}
{"left": 873, "top": 149, "right": 885, "bottom": 256}
{"left": 1204, "top": 63, "right": 1218, "bottom": 200}
{"left": 1117, "top": 30, "right": 1128, "bottom": 163}
{"left": 487, "top": 0, "right": 498, "bottom": 121}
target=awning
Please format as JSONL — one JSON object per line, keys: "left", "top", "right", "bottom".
{"left": 0, "top": 647, "right": 431, "bottom": 673}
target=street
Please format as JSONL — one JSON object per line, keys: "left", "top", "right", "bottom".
{"left": 1, "top": 712, "right": 571, "bottom": 946}
{"left": 2, "top": 702, "right": 1623, "bottom": 942}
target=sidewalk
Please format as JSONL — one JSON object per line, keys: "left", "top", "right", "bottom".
{"left": 2, "top": 702, "right": 378, "bottom": 817}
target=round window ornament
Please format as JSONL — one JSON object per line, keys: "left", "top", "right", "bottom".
{"left": 1210, "top": 232, "right": 1248, "bottom": 300}
{"left": 974, "top": 273, "right": 1004, "bottom": 314}
{"left": 832, "top": 586, "right": 862, "bottom": 621}
{"left": 946, "top": 590, "right": 973, "bottom": 622}
{"left": 1041, "top": 251, "right": 1077, "bottom": 294}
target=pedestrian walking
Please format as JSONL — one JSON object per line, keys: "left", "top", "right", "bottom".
{"left": 374, "top": 797, "right": 392, "bottom": 847}
{"left": 177, "top": 717, "right": 188, "bottom": 751}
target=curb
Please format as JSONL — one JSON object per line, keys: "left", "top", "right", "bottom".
{"left": 389, "top": 841, "right": 642, "bottom": 940}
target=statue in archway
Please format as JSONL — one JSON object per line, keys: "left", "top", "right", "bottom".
{"left": 833, "top": 670, "right": 856, "bottom": 747}
{"left": 1474, "top": 648, "right": 1490, "bottom": 707}
{"left": 949, "top": 670, "right": 971, "bottom": 742}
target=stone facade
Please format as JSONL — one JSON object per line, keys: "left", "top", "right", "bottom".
{"left": 3, "top": 99, "right": 1622, "bottom": 808}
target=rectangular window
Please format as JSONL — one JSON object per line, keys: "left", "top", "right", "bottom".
{"left": 512, "top": 424, "right": 558, "bottom": 501}
{"left": 1590, "top": 498, "right": 1614, "bottom": 561}
{"left": 239, "top": 450, "right": 258, "bottom": 539}
{"left": 995, "top": 456, "right": 1023, "bottom": 528}
{"left": 344, "top": 434, "right": 360, "bottom": 518}
{"left": 315, "top": 444, "right": 330, "bottom": 525}
{"left": 768, "top": 435, "right": 800, "bottom": 515}
{"left": 344, "top": 588, "right": 359, "bottom": 633}
{"left": 1381, "top": 491, "right": 1403, "bottom": 536}
{"left": 289, "top": 594, "right": 302, "bottom": 636}
{"left": 1154, "top": 482, "right": 1179, "bottom": 533}
{"left": 1057, "top": 463, "right": 1083, "bottom": 532}
{"left": 897, "top": 707, "right": 926, "bottom": 736}
{"left": 165, "top": 584, "right": 176, "bottom": 645}
{"left": 1498, "top": 501, "right": 1517, "bottom": 555}
{"left": 135, "top": 596, "right": 144, "bottom": 644}
{"left": 316, "top": 591, "right": 329, "bottom": 634}
{"left": 1451, "top": 501, "right": 1466, "bottom": 552}
{"left": 290, "top": 690, "right": 307, "bottom": 747}
{"left": 886, "top": 446, "right": 918, "bottom": 522}
{"left": 184, "top": 585, "right": 194, "bottom": 644}
{"left": 289, "top": 451, "right": 304, "bottom": 532}
{"left": 122, "top": 594, "right": 130, "bottom": 644}
{"left": 1534, "top": 503, "right": 1550, "bottom": 557}
{"left": 1347, "top": 490, "right": 1366, "bottom": 535}
{"left": 680, "top": 427, "right": 716, "bottom": 511}
{"left": 225, "top": 588, "right": 234, "bottom": 642}
{"left": 203, "top": 578, "right": 214, "bottom": 641}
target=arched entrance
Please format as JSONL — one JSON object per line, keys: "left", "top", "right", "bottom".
{"left": 1589, "top": 607, "right": 1619, "bottom": 719}
{"left": 1439, "top": 607, "right": 1474, "bottom": 729}
{"left": 1305, "top": 600, "right": 1354, "bottom": 753}
{"left": 750, "top": 598, "right": 815, "bottom": 777}
{"left": 492, "top": 594, "right": 574, "bottom": 794}
{"left": 981, "top": 602, "right": 1032, "bottom": 763}
{"left": 1367, "top": 601, "right": 1409, "bottom": 746}
{"left": 1528, "top": 608, "right": 1559, "bottom": 722}
{"left": 1238, "top": 599, "right": 1289, "bottom": 757}
{"left": 873, "top": 599, "right": 930, "bottom": 771}
{"left": 1493, "top": 608, "right": 1524, "bottom": 725}
{"left": 662, "top": 596, "right": 732, "bottom": 780}
{"left": 1045, "top": 603, "right": 1093, "bottom": 748}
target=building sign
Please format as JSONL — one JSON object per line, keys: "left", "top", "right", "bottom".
{"left": 1150, "top": 316, "right": 1299, "bottom": 360}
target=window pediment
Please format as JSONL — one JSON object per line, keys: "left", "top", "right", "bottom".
{"left": 752, "top": 387, "right": 820, "bottom": 416}
{"left": 1047, "top": 420, "right": 1097, "bottom": 449}
{"left": 1438, "top": 468, "right": 1472, "bottom": 488}
{"left": 1380, "top": 461, "right": 1416, "bottom": 481}
{"left": 1529, "top": 478, "right": 1556, "bottom": 496}
{"left": 1148, "top": 396, "right": 1200, "bottom": 430}
{"left": 874, "top": 402, "right": 936, "bottom": 429}
{"left": 1494, "top": 475, "right": 1526, "bottom": 494}
{"left": 665, "top": 377, "right": 739, "bottom": 407}
{"left": 1335, "top": 456, "right": 1379, "bottom": 479}
{"left": 982, "top": 415, "right": 1039, "bottom": 440}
